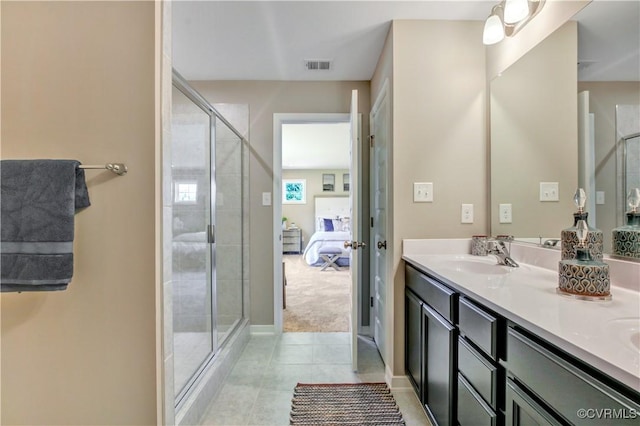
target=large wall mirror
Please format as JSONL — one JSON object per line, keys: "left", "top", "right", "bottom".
{"left": 490, "top": 1, "right": 640, "bottom": 258}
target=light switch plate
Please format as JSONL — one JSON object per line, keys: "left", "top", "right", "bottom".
{"left": 262, "top": 192, "right": 271, "bottom": 206}
{"left": 461, "top": 204, "right": 474, "bottom": 223}
{"left": 414, "top": 182, "right": 433, "bottom": 202}
{"left": 499, "top": 203, "right": 512, "bottom": 223}
{"left": 540, "top": 182, "right": 559, "bottom": 202}
{"left": 596, "top": 191, "right": 605, "bottom": 205}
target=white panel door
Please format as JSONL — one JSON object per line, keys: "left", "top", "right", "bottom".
{"left": 347, "top": 89, "right": 362, "bottom": 372}
{"left": 369, "top": 83, "right": 389, "bottom": 361}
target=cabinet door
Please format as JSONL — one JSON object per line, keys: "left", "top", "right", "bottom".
{"left": 506, "top": 379, "right": 562, "bottom": 426}
{"left": 405, "top": 289, "right": 423, "bottom": 399}
{"left": 423, "top": 303, "right": 457, "bottom": 426}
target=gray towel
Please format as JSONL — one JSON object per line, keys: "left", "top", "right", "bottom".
{"left": 1, "top": 160, "right": 90, "bottom": 292}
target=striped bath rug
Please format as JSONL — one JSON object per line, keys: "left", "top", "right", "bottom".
{"left": 289, "top": 382, "right": 406, "bottom": 425}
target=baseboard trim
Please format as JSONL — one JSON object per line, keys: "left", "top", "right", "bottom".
{"left": 385, "top": 365, "right": 412, "bottom": 390}
{"left": 250, "top": 324, "right": 276, "bottom": 334}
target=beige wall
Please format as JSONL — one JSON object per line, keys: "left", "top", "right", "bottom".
{"left": 578, "top": 81, "right": 640, "bottom": 250}
{"left": 491, "top": 22, "right": 578, "bottom": 238}
{"left": 190, "top": 81, "right": 370, "bottom": 326}
{"left": 1, "top": 2, "right": 159, "bottom": 424}
{"left": 389, "top": 20, "right": 487, "bottom": 374}
{"left": 282, "top": 169, "right": 350, "bottom": 248}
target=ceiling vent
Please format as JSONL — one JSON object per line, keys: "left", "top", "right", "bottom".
{"left": 304, "top": 59, "right": 332, "bottom": 71}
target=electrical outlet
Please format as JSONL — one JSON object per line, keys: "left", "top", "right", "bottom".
{"left": 414, "top": 182, "right": 433, "bottom": 202}
{"left": 540, "top": 182, "right": 559, "bottom": 202}
{"left": 461, "top": 204, "right": 474, "bottom": 223}
{"left": 499, "top": 203, "right": 512, "bottom": 223}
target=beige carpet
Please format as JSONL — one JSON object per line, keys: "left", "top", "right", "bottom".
{"left": 283, "top": 254, "right": 350, "bottom": 332}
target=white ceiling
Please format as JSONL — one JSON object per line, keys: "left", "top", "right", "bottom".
{"left": 173, "top": 0, "right": 640, "bottom": 82}
{"left": 282, "top": 122, "right": 351, "bottom": 169}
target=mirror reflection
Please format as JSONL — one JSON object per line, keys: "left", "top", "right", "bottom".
{"left": 490, "top": 1, "right": 640, "bottom": 258}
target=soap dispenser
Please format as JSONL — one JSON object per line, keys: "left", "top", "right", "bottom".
{"left": 561, "top": 188, "right": 604, "bottom": 261}
{"left": 612, "top": 188, "right": 640, "bottom": 259}
{"left": 558, "top": 220, "right": 611, "bottom": 300}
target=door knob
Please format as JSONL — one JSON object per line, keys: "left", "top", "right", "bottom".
{"left": 344, "top": 241, "right": 367, "bottom": 250}
{"left": 377, "top": 240, "right": 387, "bottom": 250}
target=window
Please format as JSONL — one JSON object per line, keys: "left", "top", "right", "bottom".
{"left": 175, "top": 181, "right": 198, "bottom": 204}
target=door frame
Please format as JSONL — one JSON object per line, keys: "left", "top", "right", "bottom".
{"left": 368, "top": 79, "right": 391, "bottom": 362}
{"left": 273, "top": 113, "right": 351, "bottom": 333}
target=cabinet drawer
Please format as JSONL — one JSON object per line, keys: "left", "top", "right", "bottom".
{"left": 458, "top": 373, "right": 497, "bottom": 426}
{"left": 506, "top": 378, "right": 562, "bottom": 426}
{"left": 458, "top": 336, "right": 499, "bottom": 409}
{"left": 405, "top": 264, "right": 456, "bottom": 323}
{"left": 506, "top": 326, "right": 640, "bottom": 425}
{"left": 459, "top": 297, "right": 499, "bottom": 360}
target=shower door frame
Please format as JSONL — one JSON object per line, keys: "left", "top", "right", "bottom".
{"left": 171, "top": 70, "right": 247, "bottom": 407}
{"left": 172, "top": 71, "right": 218, "bottom": 406}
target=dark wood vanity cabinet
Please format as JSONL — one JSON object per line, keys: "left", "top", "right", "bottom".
{"left": 405, "top": 289, "right": 423, "bottom": 398}
{"left": 504, "top": 325, "right": 640, "bottom": 426}
{"left": 457, "top": 296, "right": 505, "bottom": 426}
{"left": 405, "top": 264, "right": 457, "bottom": 426}
{"left": 404, "top": 261, "right": 640, "bottom": 426}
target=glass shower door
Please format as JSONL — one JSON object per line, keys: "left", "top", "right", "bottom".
{"left": 214, "top": 115, "right": 243, "bottom": 345}
{"left": 171, "top": 84, "right": 215, "bottom": 400}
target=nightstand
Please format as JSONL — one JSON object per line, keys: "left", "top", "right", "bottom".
{"left": 282, "top": 228, "right": 302, "bottom": 254}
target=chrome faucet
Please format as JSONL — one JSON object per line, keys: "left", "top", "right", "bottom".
{"left": 489, "top": 235, "right": 519, "bottom": 267}
{"left": 543, "top": 238, "right": 560, "bottom": 248}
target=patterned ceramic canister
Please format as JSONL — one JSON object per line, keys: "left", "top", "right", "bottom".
{"left": 612, "top": 189, "right": 640, "bottom": 259}
{"left": 561, "top": 212, "right": 604, "bottom": 261}
{"left": 612, "top": 212, "right": 640, "bottom": 259}
{"left": 471, "top": 235, "right": 489, "bottom": 256}
{"left": 558, "top": 259, "right": 610, "bottom": 299}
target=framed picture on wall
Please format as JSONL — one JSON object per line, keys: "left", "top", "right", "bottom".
{"left": 283, "top": 179, "right": 307, "bottom": 204}
{"left": 343, "top": 173, "right": 350, "bottom": 192}
{"left": 322, "top": 174, "right": 335, "bottom": 192}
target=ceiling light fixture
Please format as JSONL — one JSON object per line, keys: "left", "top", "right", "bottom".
{"left": 483, "top": 5, "right": 505, "bottom": 45}
{"left": 504, "top": 0, "right": 530, "bottom": 24}
{"left": 483, "top": 0, "right": 546, "bottom": 46}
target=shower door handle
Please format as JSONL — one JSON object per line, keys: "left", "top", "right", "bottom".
{"left": 207, "top": 224, "right": 216, "bottom": 244}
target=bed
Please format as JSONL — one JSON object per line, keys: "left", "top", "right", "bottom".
{"left": 303, "top": 197, "right": 351, "bottom": 267}
{"left": 172, "top": 231, "right": 207, "bottom": 270}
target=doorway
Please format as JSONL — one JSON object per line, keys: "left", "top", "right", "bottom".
{"left": 274, "top": 115, "right": 352, "bottom": 333}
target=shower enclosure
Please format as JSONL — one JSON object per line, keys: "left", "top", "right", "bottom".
{"left": 170, "top": 71, "right": 246, "bottom": 407}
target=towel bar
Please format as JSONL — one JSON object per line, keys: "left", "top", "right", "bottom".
{"left": 79, "top": 163, "right": 127, "bottom": 176}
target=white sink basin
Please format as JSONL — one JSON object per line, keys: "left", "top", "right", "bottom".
{"left": 608, "top": 318, "right": 640, "bottom": 352}
{"left": 430, "top": 255, "right": 522, "bottom": 276}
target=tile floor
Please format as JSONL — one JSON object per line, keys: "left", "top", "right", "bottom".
{"left": 200, "top": 332, "right": 430, "bottom": 425}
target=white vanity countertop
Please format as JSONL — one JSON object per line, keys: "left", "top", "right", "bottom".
{"left": 402, "top": 239, "right": 640, "bottom": 392}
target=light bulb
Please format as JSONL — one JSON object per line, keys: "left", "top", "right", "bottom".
{"left": 504, "top": 0, "right": 529, "bottom": 24}
{"left": 483, "top": 14, "right": 505, "bottom": 45}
